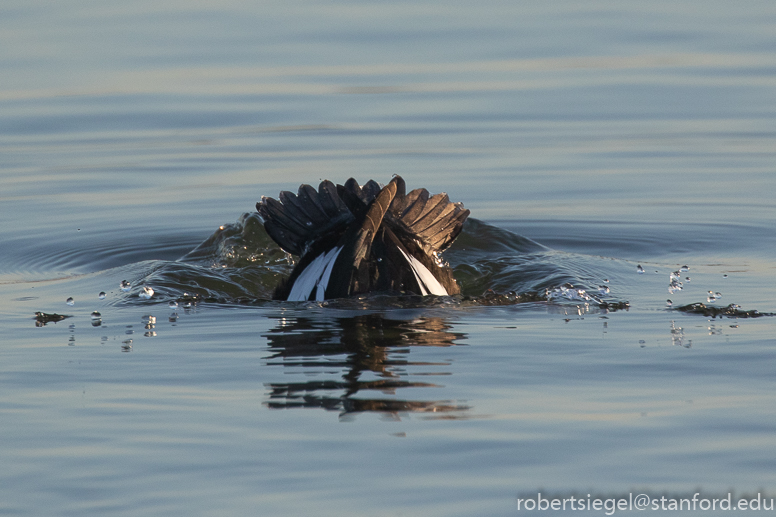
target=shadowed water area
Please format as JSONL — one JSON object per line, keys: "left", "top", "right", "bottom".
{"left": 2, "top": 1, "right": 776, "bottom": 516}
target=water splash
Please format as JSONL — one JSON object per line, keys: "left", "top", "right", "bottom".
{"left": 103, "top": 214, "right": 768, "bottom": 318}
{"left": 668, "top": 271, "right": 683, "bottom": 293}
{"left": 546, "top": 283, "right": 603, "bottom": 304}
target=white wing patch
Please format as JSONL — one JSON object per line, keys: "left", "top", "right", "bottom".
{"left": 398, "top": 247, "right": 448, "bottom": 296}
{"left": 287, "top": 246, "right": 343, "bottom": 301}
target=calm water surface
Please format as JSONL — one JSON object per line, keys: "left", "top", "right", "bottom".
{"left": 2, "top": 1, "right": 776, "bottom": 516}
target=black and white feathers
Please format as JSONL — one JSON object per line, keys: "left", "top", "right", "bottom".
{"left": 256, "top": 176, "right": 469, "bottom": 301}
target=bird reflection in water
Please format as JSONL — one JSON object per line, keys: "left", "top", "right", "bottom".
{"left": 262, "top": 313, "right": 470, "bottom": 418}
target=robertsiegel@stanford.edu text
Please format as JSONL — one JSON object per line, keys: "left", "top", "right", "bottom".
{"left": 516, "top": 492, "right": 774, "bottom": 514}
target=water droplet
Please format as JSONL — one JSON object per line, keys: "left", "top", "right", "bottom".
{"left": 139, "top": 286, "right": 154, "bottom": 299}
{"left": 168, "top": 300, "right": 178, "bottom": 308}
{"left": 680, "top": 265, "right": 689, "bottom": 272}
{"left": 66, "top": 297, "right": 74, "bottom": 306}
{"left": 98, "top": 291, "right": 106, "bottom": 300}
{"left": 183, "top": 301, "right": 192, "bottom": 309}
{"left": 305, "top": 221, "right": 313, "bottom": 227}
{"left": 723, "top": 274, "right": 728, "bottom": 278}
{"left": 603, "top": 278, "right": 609, "bottom": 283}
{"left": 598, "top": 285, "right": 610, "bottom": 295}
{"left": 120, "top": 280, "right": 131, "bottom": 292}
{"left": 668, "top": 271, "right": 683, "bottom": 293}
{"left": 91, "top": 311, "right": 102, "bottom": 320}
{"left": 715, "top": 292, "right": 722, "bottom": 298}
{"left": 142, "top": 315, "right": 156, "bottom": 325}
{"left": 636, "top": 265, "right": 644, "bottom": 274}
{"left": 685, "top": 277, "right": 690, "bottom": 282}
{"left": 639, "top": 340, "right": 646, "bottom": 344}
{"left": 666, "top": 299, "right": 673, "bottom": 306}
{"left": 707, "top": 291, "right": 717, "bottom": 303}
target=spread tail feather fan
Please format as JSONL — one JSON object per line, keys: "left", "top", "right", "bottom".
{"left": 256, "top": 175, "right": 469, "bottom": 300}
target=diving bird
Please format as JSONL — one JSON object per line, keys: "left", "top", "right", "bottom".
{"left": 256, "top": 176, "right": 469, "bottom": 301}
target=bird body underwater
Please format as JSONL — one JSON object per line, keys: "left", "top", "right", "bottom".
{"left": 256, "top": 176, "right": 470, "bottom": 301}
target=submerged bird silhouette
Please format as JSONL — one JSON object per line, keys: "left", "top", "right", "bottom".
{"left": 256, "top": 176, "right": 469, "bottom": 301}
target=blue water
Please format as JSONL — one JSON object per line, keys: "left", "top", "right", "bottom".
{"left": 2, "top": 1, "right": 776, "bottom": 516}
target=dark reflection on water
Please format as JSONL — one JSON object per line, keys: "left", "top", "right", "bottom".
{"left": 262, "top": 312, "right": 471, "bottom": 417}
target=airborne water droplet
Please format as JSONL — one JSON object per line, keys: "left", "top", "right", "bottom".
{"left": 91, "top": 311, "right": 102, "bottom": 320}
{"left": 666, "top": 299, "right": 673, "bottom": 306}
{"left": 66, "top": 297, "right": 74, "bottom": 306}
{"left": 169, "top": 300, "right": 178, "bottom": 308}
{"left": 120, "top": 280, "right": 131, "bottom": 292}
{"left": 636, "top": 265, "right": 645, "bottom": 274}
{"left": 668, "top": 270, "right": 683, "bottom": 293}
{"left": 98, "top": 291, "right": 106, "bottom": 300}
{"left": 139, "top": 286, "right": 154, "bottom": 299}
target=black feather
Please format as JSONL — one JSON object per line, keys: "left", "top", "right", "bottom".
{"left": 256, "top": 175, "right": 469, "bottom": 300}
